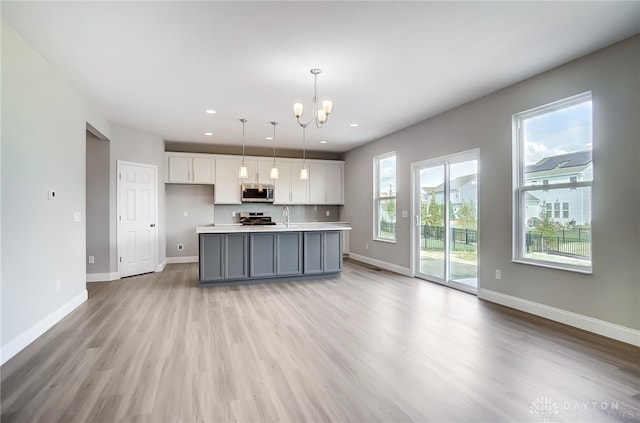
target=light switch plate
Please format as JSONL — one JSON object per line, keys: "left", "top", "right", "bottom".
{"left": 73, "top": 212, "right": 81, "bottom": 222}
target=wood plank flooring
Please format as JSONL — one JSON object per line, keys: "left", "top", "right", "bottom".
{"left": 2, "top": 260, "right": 639, "bottom": 422}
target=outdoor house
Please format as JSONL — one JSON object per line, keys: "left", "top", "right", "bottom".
{"left": 524, "top": 150, "right": 593, "bottom": 227}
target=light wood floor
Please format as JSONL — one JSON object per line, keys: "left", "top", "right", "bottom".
{"left": 2, "top": 260, "right": 639, "bottom": 422}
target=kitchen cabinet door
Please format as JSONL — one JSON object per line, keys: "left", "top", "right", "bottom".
{"left": 274, "top": 161, "right": 292, "bottom": 204}
{"left": 324, "top": 163, "right": 343, "bottom": 204}
{"left": 291, "top": 162, "right": 310, "bottom": 204}
{"left": 276, "top": 232, "right": 303, "bottom": 275}
{"left": 225, "top": 234, "right": 248, "bottom": 279}
{"left": 214, "top": 158, "right": 242, "bottom": 204}
{"left": 200, "top": 234, "right": 224, "bottom": 281}
{"left": 192, "top": 157, "right": 215, "bottom": 184}
{"left": 167, "top": 156, "right": 191, "bottom": 183}
{"left": 249, "top": 233, "right": 277, "bottom": 277}
{"left": 324, "top": 231, "right": 343, "bottom": 272}
{"left": 308, "top": 163, "right": 326, "bottom": 204}
{"left": 303, "top": 232, "right": 324, "bottom": 274}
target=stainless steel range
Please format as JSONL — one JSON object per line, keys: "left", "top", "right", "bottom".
{"left": 239, "top": 212, "right": 276, "bottom": 226}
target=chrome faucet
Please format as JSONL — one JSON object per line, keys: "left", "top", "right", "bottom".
{"left": 282, "top": 206, "right": 290, "bottom": 227}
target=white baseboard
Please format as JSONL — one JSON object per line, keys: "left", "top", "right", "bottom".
{"left": 86, "top": 272, "right": 120, "bottom": 282}
{"left": 166, "top": 256, "right": 199, "bottom": 264}
{"left": 348, "top": 253, "right": 413, "bottom": 277}
{"left": 479, "top": 288, "right": 640, "bottom": 347}
{"left": 1, "top": 289, "right": 88, "bottom": 365}
{"left": 156, "top": 258, "right": 167, "bottom": 272}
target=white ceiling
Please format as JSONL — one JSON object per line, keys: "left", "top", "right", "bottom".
{"left": 3, "top": 1, "right": 639, "bottom": 153}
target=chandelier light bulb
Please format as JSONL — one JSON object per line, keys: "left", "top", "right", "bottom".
{"left": 293, "top": 103, "right": 304, "bottom": 118}
{"left": 322, "top": 100, "right": 333, "bottom": 115}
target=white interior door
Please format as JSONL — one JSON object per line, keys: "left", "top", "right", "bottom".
{"left": 118, "top": 161, "right": 157, "bottom": 277}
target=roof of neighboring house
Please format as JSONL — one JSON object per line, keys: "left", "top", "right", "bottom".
{"left": 422, "top": 174, "right": 476, "bottom": 193}
{"left": 525, "top": 192, "right": 540, "bottom": 202}
{"left": 525, "top": 150, "right": 592, "bottom": 177}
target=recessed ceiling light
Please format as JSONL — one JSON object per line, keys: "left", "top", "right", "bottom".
{"left": 319, "top": 140, "right": 328, "bottom": 144}
{"left": 204, "top": 132, "right": 213, "bottom": 136}
{"left": 205, "top": 109, "right": 216, "bottom": 114}
{"left": 349, "top": 123, "right": 359, "bottom": 127}
{"left": 265, "top": 136, "right": 273, "bottom": 140}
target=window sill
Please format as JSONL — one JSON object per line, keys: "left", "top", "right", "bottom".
{"left": 512, "top": 258, "right": 592, "bottom": 275}
{"left": 373, "top": 238, "right": 396, "bottom": 244}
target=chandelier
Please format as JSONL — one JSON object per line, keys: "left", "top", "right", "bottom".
{"left": 293, "top": 68, "right": 333, "bottom": 129}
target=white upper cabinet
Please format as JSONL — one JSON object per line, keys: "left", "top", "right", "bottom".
{"left": 273, "top": 160, "right": 312, "bottom": 205}
{"left": 274, "top": 161, "right": 293, "bottom": 204}
{"left": 242, "top": 159, "right": 275, "bottom": 185}
{"left": 166, "top": 153, "right": 215, "bottom": 184}
{"left": 165, "top": 152, "right": 343, "bottom": 205}
{"left": 214, "top": 157, "right": 242, "bottom": 204}
{"left": 308, "top": 161, "right": 344, "bottom": 205}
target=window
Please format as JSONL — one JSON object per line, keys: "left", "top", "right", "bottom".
{"left": 513, "top": 92, "right": 592, "bottom": 272}
{"left": 374, "top": 152, "right": 396, "bottom": 241}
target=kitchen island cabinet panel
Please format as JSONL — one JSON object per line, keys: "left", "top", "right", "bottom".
{"left": 303, "top": 231, "right": 343, "bottom": 274}
{"left": 225, "top": 234, "right": 248, "bottom": 279}
{"left": 277, "top": 232, "right": 303, "bottom": 276}
{"left": 199, "top": 233, "right": 248, "bottom": 282}
{"left": 200, "top": 234, "right": 224, "bottom": 281}
{"left": 303, "top": 232, "right": 324, "bottom": 274}
{"left": 250, "top": 233, "right": 277, "bottom": 277}
{"left": 324, "top": 231, "right": 343, "bottom": 273}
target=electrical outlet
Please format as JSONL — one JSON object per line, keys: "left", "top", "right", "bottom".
{"left": 56, "top": 278, "right": 61, "bottom": 292}
{"left": 88, "top": 256, "right": 95, "bottom": 264}
{"left": 177, "top": 244, "right": 184, "bottom": 251}
{"left": 183, "top": 211, "right": 188, "bottom": 217}
{"left": 365, "top": 243, "right": 369, "bottom": 250}
{"left": 326, "top": 210, "right": 330, "bottom": 217}
{"left": 232, "top": 211, "right": 236, "bottom": 217}
{"left": 495, "top": 269, "right": 501, "bottom": 280}
{"left": 48, "top": 189, "right": 56, "bottom": 200}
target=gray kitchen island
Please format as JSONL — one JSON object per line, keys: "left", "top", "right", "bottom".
{"left": 196, "top": 223, "right": 351, "bottom": 286}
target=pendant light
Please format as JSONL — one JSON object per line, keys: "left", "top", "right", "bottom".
{"left": 269, "top": 121, "right": 279, "bottom": 180}
{"left": 238, "top": 118, "right": 248, "bottom": 179}
{"left": 300, "top": 125, "right": 309, "bottom": 180}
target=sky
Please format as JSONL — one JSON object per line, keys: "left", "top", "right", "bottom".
{"left": 523, "top": 100, "right": 592, "bottom": 165}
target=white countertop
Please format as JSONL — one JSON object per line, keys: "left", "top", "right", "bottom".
{"left": 196, "top": 222, "right": 352, "bottom": 234}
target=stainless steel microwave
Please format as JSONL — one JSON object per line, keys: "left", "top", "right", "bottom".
{"left": 241, "top": 185, "right": 274, "bottom": 203}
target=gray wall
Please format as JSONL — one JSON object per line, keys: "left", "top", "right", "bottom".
{"left": 1, "top": 21, "right": 109, "bottom": 359}
{"left": 166, "top": 185, "right": 215, "bottom": 258}
{"left": 109, "top": 125, "right": 167, "bottom": 271}
{"left": 86, "top": 132, "right": 110, "bottom": 273}
{"left": 343, "top": 35, "right": 640, "bottom": 330}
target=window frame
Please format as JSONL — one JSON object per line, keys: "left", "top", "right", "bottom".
{"left": 512, "top": 91, "right": 593, "bottom": 273}
{"left": 373, "top": 151, "right": 397, "bottom": 243}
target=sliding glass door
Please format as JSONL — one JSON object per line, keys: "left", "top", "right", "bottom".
{"left": 413, "top": 151, "right": 478, "bottom": 293}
